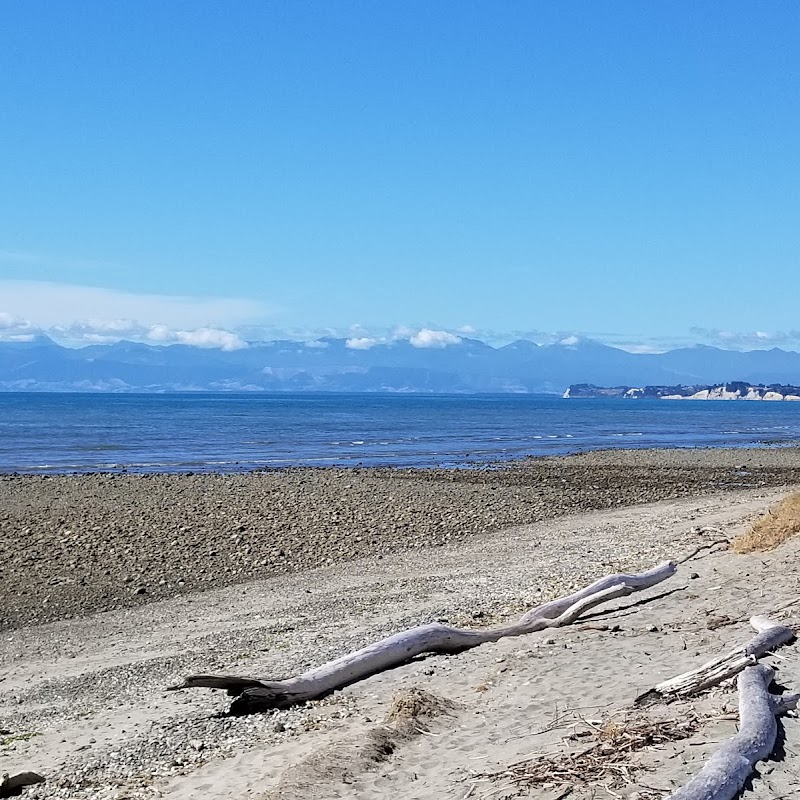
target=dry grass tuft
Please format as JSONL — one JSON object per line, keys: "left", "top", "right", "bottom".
{"left": 732, "top": 493, "right": 800, "bottom": 553}
{"left": 474, "top": 713, "right": 701, "bottom": 796}
{"left": 386, "top": 686, "right": 458, "bottom": 725}
{"left": 264, "top": 687, "right": 458, "bottom": 799}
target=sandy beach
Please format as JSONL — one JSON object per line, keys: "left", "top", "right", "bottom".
{"left": 2, "top": 447, "right": 800, "bottom": 799}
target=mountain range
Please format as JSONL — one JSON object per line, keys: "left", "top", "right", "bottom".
{"left": 1, "top": 335, "right": 800, "bottom": 393}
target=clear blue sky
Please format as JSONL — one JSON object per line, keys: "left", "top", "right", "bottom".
{"left": 1, "top": 1, "right": 798, "bottom": 350}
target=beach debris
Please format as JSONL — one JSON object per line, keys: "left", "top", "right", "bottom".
{"left": 732, "top": 491, "right": 800, "bottom": 553}
{"left": 168, "top": 560, "right": 677, "bottom": 714}
{"left": 0, "top": 771, "right": 45, "bottom": 798}
{"left": 473, "top": 712, "right": 702, "bottom": 795}
{"left": 665, "top": 664, "right": 798, "bottom": 800}
{"left": 635, "top": 615, "right": 795, "bottom": 703}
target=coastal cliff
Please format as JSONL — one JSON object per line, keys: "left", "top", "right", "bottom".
{"left": 564, "top": 381, "right": 800, "bottom": 400}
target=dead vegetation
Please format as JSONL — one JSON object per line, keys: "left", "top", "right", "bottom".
{"left": 732, "top": 492, "right": 800, "bottom": 553}
{"left": 263, "top": 688, "right": 458, "bottom": 799}
{"left": 387, "top": 686, "right": 458, "bottom": 728}
{"left": 473, "top": 713, "right": 702, "bottom": 797}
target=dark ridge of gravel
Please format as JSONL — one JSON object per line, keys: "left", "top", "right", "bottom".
{"left": 2, "top": 446, "right": 800, "bottom": 631}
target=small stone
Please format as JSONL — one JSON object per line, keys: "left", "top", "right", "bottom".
{"left": 134, "top": 586, "right": 146, "bottom": 595}
{"left": 646, "top": 624, "right": 659, "bottom": 633}
{"left": 272, "top": 721, "right": 286, "bottom": 733}
{"left": 190, "top": 739, "right": 204, "bottom": 751}
{"left": 690, "top": 572, "right": 700, "bottom": 580}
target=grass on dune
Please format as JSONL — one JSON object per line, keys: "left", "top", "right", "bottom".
{"left": 732, "top": 492, "right": 800, "bottom": 553}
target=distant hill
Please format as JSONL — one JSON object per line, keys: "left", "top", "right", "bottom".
{"left": 1, "top": 335, "right": 800, "bottom": 393}
{"left": 565, "top": 381, "right": 800, "bottom": 400}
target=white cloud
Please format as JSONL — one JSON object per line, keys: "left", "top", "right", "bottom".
{"left": 49, "top": 318, "right": 146, "bottom": 343}
{"left": 0, "top": 312, "right": 42, "bottom": 342}
{"left": 0, "top": 279, "right": 268, "bottom": 328}
{"left": 689, "top": 327, "right": 800, "bottom": 350}
{"left": 146, "top": 325, "right": 247, "bottom": 351}
{"left": 456, "top": 324, "right": 476, "bottom": 334}
{"left": 409, "top": 329, "right": 462, "bottom": 348}
{"left": 391, "top": 325, "right": 415, "bottom": 339}
{"left": 614, "top": 343, "right": 664, "bottom": 354}
{"left": 0, "top": 312, "right": 37, "bottom": 331}
{"left": 0, "top": 313, "right": 249, "bottom": 351}
{"left": 346, "top": 337, "right": 380, "bottom": 350}
{"left": 304, "top": 339, "right": 329, "bottom": 349}
{"left": 0, "top": 279, "right": 267, "bottom": 350}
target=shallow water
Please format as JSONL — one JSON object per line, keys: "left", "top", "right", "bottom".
{"left": 2, "top": 391, "right": 800, "bottom": 474}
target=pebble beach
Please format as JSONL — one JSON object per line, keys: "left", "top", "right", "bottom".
{"left": 2, "top": 451, "right": 799, "bottom": 799}
{"left": 3, "top": 446, "right": 800, "bottom": 630}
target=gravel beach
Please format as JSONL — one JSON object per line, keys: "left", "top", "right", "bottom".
{"left": 2, "top": 446, "right": 800, "bottom": 630}
{"left": 2, "top": 483, "right": 799, "bottom": 800}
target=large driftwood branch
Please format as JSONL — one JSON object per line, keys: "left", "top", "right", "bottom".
{"left": 169, "top": 560, "right": 677, "bottom": 714}
{"left": 637, "top": 616, "right": 795, "bottom": 703}
{"left": 667, "top": 664, "right": 799, "bottom": 800}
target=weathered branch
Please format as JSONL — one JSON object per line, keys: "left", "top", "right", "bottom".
{"left": 0, "top": 771, "right": 45, "bottom": 798}
{"left": 169, "top": 560, "right": 677, "bottom": 713}
{"left": 637, "top": 616, "right": 795, "bottom": 703}
{"left": 666, "top": 664, "right": 799, "bottom": 800}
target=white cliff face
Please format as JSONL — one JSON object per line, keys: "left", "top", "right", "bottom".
{"left": 564, "top": 383, "right": 800, "bottom": 400}
{"left": 664, "top": 386, "right": 799, "bottom": 400}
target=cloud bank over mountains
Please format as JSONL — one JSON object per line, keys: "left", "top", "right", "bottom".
{"left": 5, "top": 306, "right": 800, "bottom": 357}
{"left": 4, "top": 330, "right": 800, "bottom": 394}
{"left": 4, "top": 279, "right": 800, "bottom": 355}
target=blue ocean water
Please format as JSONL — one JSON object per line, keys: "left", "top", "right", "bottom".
{"left": 1, "top": 392, "right": 800, "bottom": 474}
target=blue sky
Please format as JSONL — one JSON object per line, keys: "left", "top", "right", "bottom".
{"left": 1, "top": 1, "right": 798, "bottom": 351}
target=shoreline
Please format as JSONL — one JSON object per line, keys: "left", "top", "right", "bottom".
{"left": 0, "top": 434, "right": 800, "bottom": 479}
{"left": 2, "top": 446, "right": 800, "bottom": 631}
{"left": 3, "top": 439, "right": 800, "bottom": 477}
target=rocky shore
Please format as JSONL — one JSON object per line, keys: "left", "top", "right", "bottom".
{"left": 3, "top": 446, "right": 800, "bottom": 630}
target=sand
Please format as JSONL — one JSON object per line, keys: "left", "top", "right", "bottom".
{"left": 1, "top": 454, "right": 800, "bottom": 798}
{"left": 0, "top": 451, "right": 800, "bottom": 800}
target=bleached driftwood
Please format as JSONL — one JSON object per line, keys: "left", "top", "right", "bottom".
{"left": 667, "top": 663, "right": 799, "bottom": 800}
{"left": 637, "top": 616, "right": 795, "bottom": 703}
{"left": 169, "top": 560, "right": 677, "bottom": 714}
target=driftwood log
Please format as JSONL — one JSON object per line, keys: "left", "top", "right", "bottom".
{"left": 0, "top": 771, "right": 45, "bottom": 798}
{"left": 667, "top": 664, "right": 799, "bottom": 800}
{"left": 169, "top": 560, "right": 677, "bottom": 714}
{"left": 637, "top": 616, "right": 795, "bottom": 703}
